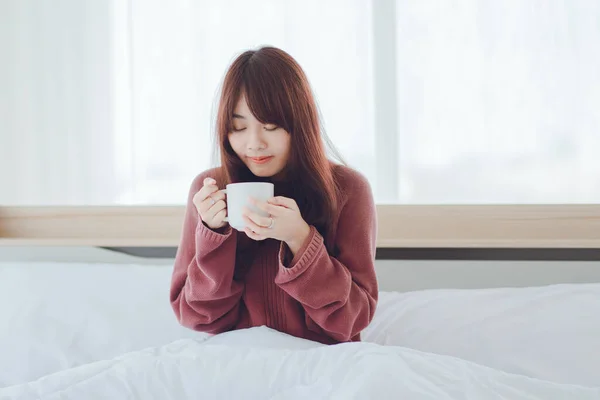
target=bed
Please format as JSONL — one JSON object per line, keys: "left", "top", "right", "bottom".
{"left": 1, "top": 206, "right": 600, "bottom": 399}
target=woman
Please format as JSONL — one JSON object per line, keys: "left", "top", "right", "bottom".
{"left": 170, "top": 46, "right": 378, "bottom": 344}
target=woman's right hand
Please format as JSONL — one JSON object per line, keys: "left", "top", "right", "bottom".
{"left": 193, "top": 177, "right": 228, "bottom": 230}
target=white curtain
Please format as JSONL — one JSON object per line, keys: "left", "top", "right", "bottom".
{"left": 1, "top": 1, "right": 117, "bottom": 204}
{"left": 112, "top": 0, "right": 374, "bottom": 204}
{"left": 1, "top": 0, "right": 599, "bottom": 205}
{"left": 395, "top": 1, "right": 600, "bottom": 203}
{"left": 1, "top": 0, "right": 374, "bottom": 205}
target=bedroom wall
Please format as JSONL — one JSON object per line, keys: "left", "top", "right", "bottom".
{"left": 1, "top": 246, "right": 599, "bottom": 292}
{"left": 374, "top": 259, "right": 600, "bottom": 291}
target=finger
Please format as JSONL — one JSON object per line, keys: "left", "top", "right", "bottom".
{"left": 209, "top": 189, "right": 227, "bottom": 203}
{"left": 213, "top": 208, "right": 227, "bottom": 224}
{"left": 249, "top": 198, "right": 284, "bottom": 217}
{"left": 243, "top": 215, "right": 268, "bottom": 237}
{"left": 267, "top": 196, "right": 297, "bottom": 209}
{"left": 243, "top": 207, "right": 272, "bottom": 228}
{"left": 203, "top": 177, "right": 217, "bottom": 186}
{"left": 195, "top": 184, "right": 219, "bottom": 205}
{"left": 244, "top": 227, "right": 266, "bottom": 241}
{"left": 197, "top": 194, "right": 218, "bottom": 215}
{"left": 201, "top": 189, "right": 227, "bottom": 211}
{"left": 205, "top": 200, "right": 226, "bottom": 221}
{"left": 198, "top": 177, "right": 218, "bottom": 200}
{"left": 195, "top": 187, "right": 224, "bottom": 214}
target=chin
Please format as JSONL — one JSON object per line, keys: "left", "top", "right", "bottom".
{"left": 247, "top": 164, "right": 285, "bottom": 178}
{"left": 245, "top": 165, "right": 273, "bottom": 178}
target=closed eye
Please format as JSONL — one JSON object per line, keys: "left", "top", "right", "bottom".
{"left": 232, "top": 127, "right": 246, "bottom": 132}
{"left": 264, "top": 125, "right": 279, "bottom": 131}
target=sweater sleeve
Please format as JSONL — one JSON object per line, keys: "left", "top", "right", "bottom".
{"left": 170, "top": 172, "right": 244, "bottom": 334}
{"left": 274, "top": 172, "right": 378, "bottom": 343}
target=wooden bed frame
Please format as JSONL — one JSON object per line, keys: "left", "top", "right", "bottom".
{"left": 1, "top": 205, "right": 599, "bottom": 249}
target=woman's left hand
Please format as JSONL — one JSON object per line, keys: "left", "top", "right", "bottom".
{"left": 243, "top": 196, "right": 311, "bottom": 255}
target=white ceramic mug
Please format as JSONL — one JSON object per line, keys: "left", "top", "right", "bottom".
{"left": 224, "top": 182, "right": 274, "bottom": 231}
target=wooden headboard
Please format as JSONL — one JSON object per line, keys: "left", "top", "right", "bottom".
{"left": 1, "top": 205, "right": 599, "bottom": 249}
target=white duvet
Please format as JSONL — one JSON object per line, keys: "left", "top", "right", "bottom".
{"left": 2, "top": 327, "right": 598, "bottom": 400}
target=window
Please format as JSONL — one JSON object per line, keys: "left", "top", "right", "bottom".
{"left": 111, "top": 0, "right": 375, "bottom": 204}
{"left": 393, "top": 1, "right": 600, "bottom": 204}
{"left": 1, "top": 1, "right": 599, "bottom": 205}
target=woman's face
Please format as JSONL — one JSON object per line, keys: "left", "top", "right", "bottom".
{"left": 228, "top": 95, "right": 291, "bottom": 178}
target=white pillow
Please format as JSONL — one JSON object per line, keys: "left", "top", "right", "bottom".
{"left": 362, "top": 284, "right": 600, "bottom": 387}
{"left": 0, "top": 261, "right": 206, "bottom": 387}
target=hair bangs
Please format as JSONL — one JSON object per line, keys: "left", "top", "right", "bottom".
{"left": 241, "top": 63, "right": 293, "bottom": 133}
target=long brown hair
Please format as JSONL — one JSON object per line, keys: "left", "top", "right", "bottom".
{"left": 213, "top": 46, "right": 344, "bottom": 246}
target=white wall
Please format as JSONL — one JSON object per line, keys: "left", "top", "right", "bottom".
{"left": 375, "top": 259, "right": 600, "bottom": 292}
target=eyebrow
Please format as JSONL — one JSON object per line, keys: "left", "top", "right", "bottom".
{"left": 232, "top": 113, "right": 245, "bottom": 119}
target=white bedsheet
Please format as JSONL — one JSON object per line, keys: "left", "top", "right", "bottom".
{"left": 1, "top": 327, "right": 598, "bottom": 400}
{"left": 1, "top": 261, "right": 600, "bottom": 392}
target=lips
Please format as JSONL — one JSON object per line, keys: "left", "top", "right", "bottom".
{"left": 248, "top": 156, "right": 274, "bottom": 165}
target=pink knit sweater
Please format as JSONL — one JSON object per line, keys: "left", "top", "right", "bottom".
{"left": 170, "top": 165, "right": 378, "bottom": 344}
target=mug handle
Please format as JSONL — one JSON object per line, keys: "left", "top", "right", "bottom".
{"left": 221, "top": 189, "right": 228, "bottom": 221}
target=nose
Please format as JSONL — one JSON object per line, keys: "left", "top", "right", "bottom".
{"left": 247, "top": 127, "right": 266, "bottom": 151}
